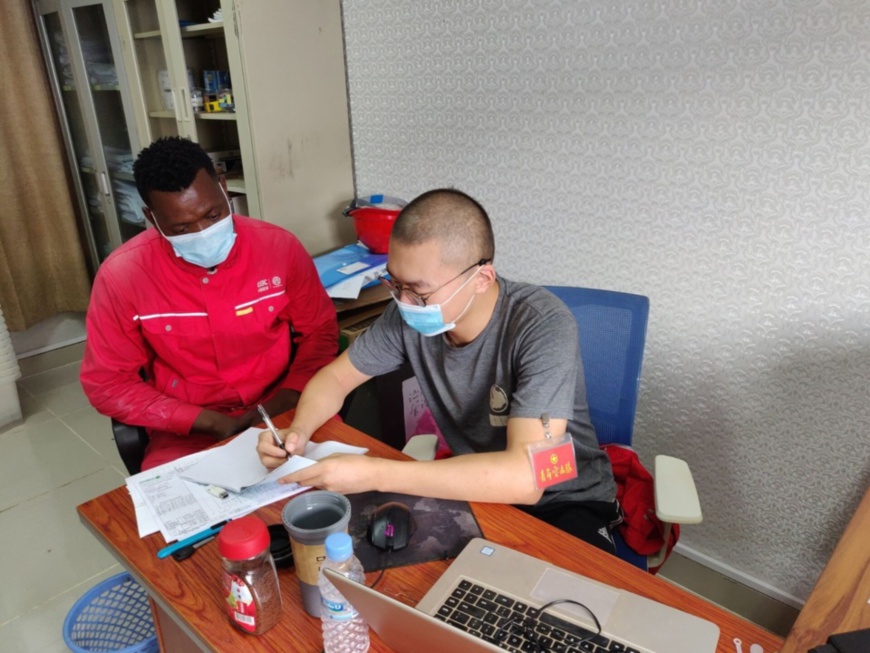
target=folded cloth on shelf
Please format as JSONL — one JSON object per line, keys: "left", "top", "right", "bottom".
{"left": 86, "top": 62, "right": 117, "bottom": 86}
{"left": 112, "top": 181, "right": 144, "bottom": 224}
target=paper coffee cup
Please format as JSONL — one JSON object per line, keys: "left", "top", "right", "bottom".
{"left": 282, "top": 491, "right": 352, "bottom": 617}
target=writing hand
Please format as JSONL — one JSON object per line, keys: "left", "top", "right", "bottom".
{"left": 257, "top": 427, "right": 310, "bottom": 469}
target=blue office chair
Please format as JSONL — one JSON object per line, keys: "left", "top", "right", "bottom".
{"left": 545, "top": 285, "right": 702, "bottom": 571}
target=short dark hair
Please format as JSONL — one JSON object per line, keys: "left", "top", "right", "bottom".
{"left": 392, "top": 188, "right": 495, "bottom": 267}
{"left": 133, "top": 136, "right": 217, "bottom": 205}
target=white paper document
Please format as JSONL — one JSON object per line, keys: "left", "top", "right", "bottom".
{"left": 125, "top": 428, "right": 367, "bottom": 543}
{"left": 181, "top": 428, "right": 368, "bottom": 492}
{"left": 325, "top": 261, "right": 387, "bottom": 299}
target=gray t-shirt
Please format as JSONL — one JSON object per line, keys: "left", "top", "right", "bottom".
{"left": 348, "top": 276, "right": 616, "bottom": 506}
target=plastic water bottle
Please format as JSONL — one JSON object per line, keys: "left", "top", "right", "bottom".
{"left": 318, "top": 532, "right": 370, "bottom": 653}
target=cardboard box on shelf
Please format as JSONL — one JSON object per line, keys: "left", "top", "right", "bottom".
{"left": 337, "top": 304, "right": 388, "bottom": 350}
{"left": 203, "top": 70, "right": 230, "bottom": 94}
{"left": 206, "top": 148, "right": 242, "bottom": 174}
{"left": 333, "top": 284, "right": 391, "bottom": 315}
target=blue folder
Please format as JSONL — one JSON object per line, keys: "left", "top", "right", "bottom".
{"left": 314, "top": 243, "right": 387, "bottom": 290}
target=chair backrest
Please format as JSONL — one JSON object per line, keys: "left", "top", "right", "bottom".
{"left": 545, "top": 286, "right": 649, "bottom": 447}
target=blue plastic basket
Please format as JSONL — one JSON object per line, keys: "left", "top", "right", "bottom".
{"left": 62, "top": 572, "right": 159, "bottom": 653}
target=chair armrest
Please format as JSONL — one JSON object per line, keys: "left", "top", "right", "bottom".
{"left": 401, "top": 434, "right": 439, "bottom": 461}
{"left": 111, "top": 418, "right": 149, "bottom": 476}
{"left": 653, "top": 455, "right": 703, "bottom": 525}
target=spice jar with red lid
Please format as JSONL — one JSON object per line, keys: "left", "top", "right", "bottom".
{"left": 217, "top": 516, "right": 283, "bottom": 635}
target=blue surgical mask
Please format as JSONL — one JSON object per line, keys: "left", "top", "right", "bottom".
{"left": 395, "top": 268, "right": 480, "bottom": 337}
{"left": 156, "top": 190, "right": 236, "bottom": 268}
{"left": 164, "top": 215, "right": 236, "bottom": 268}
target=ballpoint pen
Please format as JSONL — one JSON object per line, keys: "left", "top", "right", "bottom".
{"left": 257, "top": 404, "right": 288, "bottom": 456}
{"left": 158, "top": 521, "right": 228, "bottom": 559}
{"left": 171, "top": 535, "right": 215, "bottom": 561}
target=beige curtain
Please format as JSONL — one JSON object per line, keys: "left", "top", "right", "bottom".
{"left": 0, "top": 0, "right": 91, "bottom": 332}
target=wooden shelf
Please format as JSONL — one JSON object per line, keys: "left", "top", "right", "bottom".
{"left": 181, "top": 22, "right": 223, "bottom": 37}
{"left": 133, "top": 29, "right": 161, "bottom": 39}
{"left": 195, "top": 111, "right": 237, "bottom": 121}
{"left": 225, "top": 177, "right": 246, "bottom": 194}
{"left": 135, "top": 20, "right": 223, "bottom": 40}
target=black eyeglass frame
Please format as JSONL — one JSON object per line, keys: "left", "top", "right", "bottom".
{"left": 379, "top": 258, "right": 492, "bottom": 307}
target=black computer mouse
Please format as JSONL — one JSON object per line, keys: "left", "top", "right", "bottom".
{"left": 367, "top": 501, "right": 415, "bottom": 551}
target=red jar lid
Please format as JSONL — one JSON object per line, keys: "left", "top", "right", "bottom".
{"left": 217, "top": 516, "right": 270, "bottom": 560}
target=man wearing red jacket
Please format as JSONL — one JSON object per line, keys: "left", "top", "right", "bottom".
{"left": 80, "top": 137, "right": 338, "bottom": 470}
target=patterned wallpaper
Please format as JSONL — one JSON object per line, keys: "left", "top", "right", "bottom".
{"left": 340, "top": 0, "right": 870, "bottom": 600}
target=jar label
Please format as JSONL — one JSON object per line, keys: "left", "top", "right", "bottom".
{"left": 290, "top": 541, "right": 327, "bottom": 585}
{"left": 223, "top": 572, "right": 257, "bottom": 633}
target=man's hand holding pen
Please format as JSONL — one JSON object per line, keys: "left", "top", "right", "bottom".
{"left": 256, "top": 403, "right": 317, "bottom": 469}
{"left": 257, "top": 426, "right": 311, "bottom": 468}
{"left": 257, "top": 404, "right": 287, "bottom": 450}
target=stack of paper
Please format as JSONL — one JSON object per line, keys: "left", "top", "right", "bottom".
{"left": 125, "top": 428, "right": 367, "bottom": 543}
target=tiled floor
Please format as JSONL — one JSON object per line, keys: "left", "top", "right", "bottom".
{"left": 0, "top": 353, "right": 125, "bottom": 652}
{"left": 1, "top": 344, "right": 798, "bottom": 652}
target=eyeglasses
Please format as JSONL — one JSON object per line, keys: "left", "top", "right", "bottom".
{"left": 379, "top": 258, "right": 491, "bottom": 307}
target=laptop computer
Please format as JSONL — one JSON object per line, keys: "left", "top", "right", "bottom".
{"left": 325, "top": 537, "right": 719, "bottom": 653}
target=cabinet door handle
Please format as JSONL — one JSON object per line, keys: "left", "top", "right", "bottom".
{"left": 97, "top": 170, "right": 110, "bottom": 196}
{"left": 179, "top": 87, "right": 190, "bottom": 122}
{"left": 171, "top": 88, "right": 182, "bottom": 123}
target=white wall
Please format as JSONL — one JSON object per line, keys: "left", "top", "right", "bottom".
{"left": 340, "top": 0, "right": 870, "bottom": 601}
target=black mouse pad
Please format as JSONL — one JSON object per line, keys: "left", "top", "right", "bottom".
{"left": 347, "top": 491, "right": 483, "bottom": 572}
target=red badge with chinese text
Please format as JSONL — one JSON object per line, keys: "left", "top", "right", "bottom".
{"left": 527, "top": 433, "right": 578, "bottom": 490}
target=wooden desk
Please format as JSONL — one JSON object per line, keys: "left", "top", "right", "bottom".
{"left": 780, "top": 486, "right": 870, "bottom": 653}
{"left": 78, "top": 418, "right": 783, "bottom": 653}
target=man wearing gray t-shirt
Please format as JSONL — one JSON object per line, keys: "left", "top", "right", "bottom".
{"left": 258, "top": 188, "right": 620, "bottom": 552}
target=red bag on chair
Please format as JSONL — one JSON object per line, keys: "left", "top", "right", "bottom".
{"left": 603, "top": 444, "right": 679, "bottom": 572}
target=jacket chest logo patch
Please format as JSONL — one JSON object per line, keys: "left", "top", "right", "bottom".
{"left": 257, "top": 277, "right": 283, "bottom": 293}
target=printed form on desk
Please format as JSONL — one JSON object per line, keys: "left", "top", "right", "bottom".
{"left": 125, "top": 427, "right": 367, "bottom": 543}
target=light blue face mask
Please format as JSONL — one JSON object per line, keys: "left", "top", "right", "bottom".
{"left": 164, "top": 214, "right": 236, "bottom": 268}
{"left": 156, "top": 189, "right": 236, "bottom": 268}
{"left": 394, "top": 268, "right": 480, "bottom": 337}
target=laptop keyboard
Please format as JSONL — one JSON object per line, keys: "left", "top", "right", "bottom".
{"left": 434, "top": 579, "right": 642, "bottom": 653}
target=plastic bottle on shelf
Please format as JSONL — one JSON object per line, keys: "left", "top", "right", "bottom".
{"left": 190, "top": 87, "right": 204, "bottom": 112}
{"left": 318, "top": 532, "right": 370, "bottom": 653}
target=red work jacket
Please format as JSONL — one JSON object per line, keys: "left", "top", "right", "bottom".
{"left": 80, "top": 215, "right": 338, "bottom": 435}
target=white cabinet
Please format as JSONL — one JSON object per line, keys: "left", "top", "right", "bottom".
{"left": 33, "top": 0, "right": 145, "bottom": 270}
{"left": 116, "top": 0, "right": 356, "bottom": 255}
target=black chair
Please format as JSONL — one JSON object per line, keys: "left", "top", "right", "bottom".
{"left": 111, "top": 418, "right": 150, "bottom": 475}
